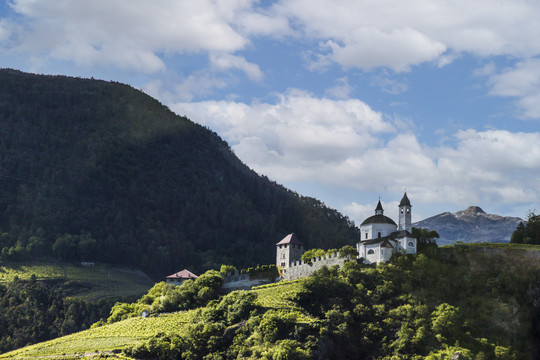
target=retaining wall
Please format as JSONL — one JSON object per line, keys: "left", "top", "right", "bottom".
{"left": 221, "top": 271, "right": 276, "bottom": 291}
{"left": 282, "top": 253, "right": 347, "bottom": 281}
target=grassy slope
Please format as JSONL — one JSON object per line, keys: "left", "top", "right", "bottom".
{"left": 0, "top": 281, "right": 307, "bottom": 359}
{"left": 0, "top": 261, "right": 154, "bottom": 301}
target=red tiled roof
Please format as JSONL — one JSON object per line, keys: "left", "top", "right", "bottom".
{"left": 276, "top": 233, "right": 303, "bottom": 246}
{"left": 166, "top": 269, "right": 198, "bottom": 279}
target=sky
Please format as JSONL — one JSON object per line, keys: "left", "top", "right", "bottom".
{"left": 1, "top": 0, "right": 540, "bottom": 225}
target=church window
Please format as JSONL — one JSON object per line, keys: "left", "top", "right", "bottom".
{"left": 408, "top": 241, "right": 414, "bottom": 247}
{"left": 367, "top": 249, "right": 375, "bottom": 255}
{"left": 406, "top": 208, "right": 410, "bottom": 214}
{"left": 365, "top": 233, "right": 368, "bottom": 239}
{"left": 401, "top": 208, "right": 404, "bottom": 214}
{"left": 281, "top": 253, "right": 285, "bottom": 259}
{"left": 280, "top": 262, "right": 285, "bottom": 267}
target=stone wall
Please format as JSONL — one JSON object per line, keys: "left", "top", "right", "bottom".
{"left": 221, "top": 271, "right": 277, "bottom": 291}
{"left": 282, "top": 252, "right": 347, "bottom": 281}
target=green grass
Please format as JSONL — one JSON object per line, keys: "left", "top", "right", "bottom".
{"left": 0, "top": 261, "right": 154, "bottom": 301}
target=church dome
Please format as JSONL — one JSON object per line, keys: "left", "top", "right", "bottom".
{"left": 361, "top": 214, "right": 397, "bottom": 226}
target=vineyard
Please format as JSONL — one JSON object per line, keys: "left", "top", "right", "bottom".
{"left": 0, "top": 279, "right": 309, "bottom": 359}
{"left": 0, "top": 261, "right": 153, "bottom": 301}
{"left": 0, "top": 311, "right": 195, "bottom": 358}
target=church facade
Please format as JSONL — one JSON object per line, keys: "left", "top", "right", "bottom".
{"left": 357, "top": 193, "right": 417, "bottom": 264}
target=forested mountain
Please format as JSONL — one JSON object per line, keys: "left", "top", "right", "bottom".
{"left": 0, "top": 69, "right": 358, "bottom": 277}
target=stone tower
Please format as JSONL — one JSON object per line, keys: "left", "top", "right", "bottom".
{"left": 276, "top": 233, "right": 304, "bottom": 270}
{"left": 398, "top": 192, "right": 412, "bottom": 231}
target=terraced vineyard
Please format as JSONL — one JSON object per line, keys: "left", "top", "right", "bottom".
{"left": 0, "top": 261, "right": 154, "bottom": 301}
{"left": 0, "top": 311, "right": 195, "bottom": 359}
{"left": 0, "top": 280, "right": 309, "bottom": 359}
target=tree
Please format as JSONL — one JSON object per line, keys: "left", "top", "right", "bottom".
{"left": 339, "top": 245, "right": 358, "bottom": 260}
{"left": 220, "top": 264, "right": 237, "bottom": 274}
{"left": 411, "top": 227, "right": 439, "bottom": 252}
{"left": 301, "top": 248, "right": 326, "bottom": 263}
{"left": 511, "top": 211, "right": 540, "bottom": 245}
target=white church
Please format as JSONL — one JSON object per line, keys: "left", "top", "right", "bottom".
{"left": 357, "top": 193, "right": 417, "bottom": 264}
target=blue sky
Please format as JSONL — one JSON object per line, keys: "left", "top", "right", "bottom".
{"left": 1, "top": 0, "right": 540, "bottom": 225}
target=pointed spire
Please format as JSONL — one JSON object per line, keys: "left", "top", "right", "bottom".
{"left": 399, "top": 192, "right": 411, "bottom": 207}
{"left": 375, "top": 199, "right": 384, "bottom": 215}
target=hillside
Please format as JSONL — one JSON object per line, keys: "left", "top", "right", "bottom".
{"left": 413, "top": 206, "right": 522, "bottom": 245}
{"left": 3, "top": 245, "right": 539, "bottom": 359}
{"left": 0, "top": 69, "right": 358, "bottom": 277}
{"left": 0, "top": 261, "right": 153, "bottom": 301}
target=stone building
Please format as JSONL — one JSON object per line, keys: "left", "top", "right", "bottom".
{"left": 165, "top": 269, "right": 198, "bottom": 285}
{"left": 357, "top": 193, "right": 417, "bottom": 264}
{"left": 276, "top": 233, "right": 304, "bottom": 272}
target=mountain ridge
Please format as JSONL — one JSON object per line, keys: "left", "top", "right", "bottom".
{"left": 413, "top": 205, "right": 522, "bottom": 245}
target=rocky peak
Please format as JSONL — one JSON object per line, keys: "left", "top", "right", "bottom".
{"left": 461, "top": 206, "right": 485, "bottom": 215}
{"left": 413, "top": 206, "right": 523, "bottom": 245}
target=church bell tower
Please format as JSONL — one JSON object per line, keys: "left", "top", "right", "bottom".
{"left": 398, "top": 192, "right": 412, "bottom": 231}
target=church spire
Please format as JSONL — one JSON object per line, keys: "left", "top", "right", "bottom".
{"left": 398, "top": 192, "right": 412, "bottom": 231}
{"left": 375, "top": 199, "right": 384, "bottom": 215}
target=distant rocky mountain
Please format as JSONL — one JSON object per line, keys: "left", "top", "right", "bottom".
{"left": 413, "top": 206, "right": 523, "bottom": 245}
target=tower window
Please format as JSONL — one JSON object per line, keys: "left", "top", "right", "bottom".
{"left": 401, "top": 208, "right": 404, "bottom": 214}
{"left": 378, "top": 232, "right": 381, "bottom": 238}
{"left": 406, "top": 208, "right": 410, "bottom": 213}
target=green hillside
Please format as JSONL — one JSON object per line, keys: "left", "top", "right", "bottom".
{"left": 0, "top": 69, "right": 358, "bottom": 278}
{"left": 3, "top": 246, "right": 539, "bottom": 359}
{"left": 0, "top": 281, "right": 306, "bottom": 359}
{"left": 0, "top": 261, "right": 153, "bottom": 301}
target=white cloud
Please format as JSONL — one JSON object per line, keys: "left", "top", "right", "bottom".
{"left": 6, "top": 0, "right": 250, "bottom": 71}
{"left": 172, "top": 90, "right": 394, "bottom": 181}
{"left": 274, "top": 0, "right": 540, "bottom": 70}
{"left": 486, "top": 59, "right": 540, "bottom": 118}
{"left": 325, "top": 77, "right": 353, "bottom": 99}
{"left": 210, "top": 53, "right": 264, "bottom": 81}
{"left": 326, "top": 27, "right": 446, "bottom": 72}
{"left": 173, "top": 93, "right": 540, "bottom": 211}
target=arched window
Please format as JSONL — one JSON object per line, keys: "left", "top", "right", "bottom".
{"left": 408, "top": 241, "right": 414, "bottom": 247}
{"left": 367, "top": 249, "right": 375, "bottom": 255}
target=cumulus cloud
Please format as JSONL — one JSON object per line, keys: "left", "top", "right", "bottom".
{"left": 486, "top": 59, "right": 540, "bottom": 119}
{"left": 274, "top": 0, "right": 540, "bottom": 70}
{"left": 6, "top": 0, "right": 250, "bottom": 71}
{"left": 173, "top": 92, "right": 540, "bottom": 212}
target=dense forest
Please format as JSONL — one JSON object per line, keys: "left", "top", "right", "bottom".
{"left": 0, "top": 276, "right": 113, "bottom": 353}
{"left": 0, "top": 69, "right": 358, "bottom": 277}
